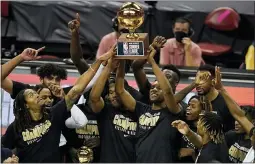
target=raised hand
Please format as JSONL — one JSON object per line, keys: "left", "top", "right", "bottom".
{"left": 171, "top": 120, "right": 190, "bottom": 135}
{"left": 215, "top": 66, "right": 223, "bottom": 90}
{"left": 195, "top": 71, "right": 211, "bottom": 85}
{"left": 3, "top": 154, "right": 19, "bottom": 163}
{"left": 68, "top": 13, "right": 80, "bottom": 33}
{"left": 20, "top": 47, "right": 45, "bottom": 61}
{"left": 182, "top": 37, "right": 192, "bottom": 51}
{"left": 147, "top": 45, "right": 157, "bottom": 64}
{"left": 98, "top": 44, "right": 117, "bottom": 61}
{"left": 151, "top": 36, "right": 167, "bottom": 50}
{"left": 48, "top": 84, "right": 65, "bottom": 98}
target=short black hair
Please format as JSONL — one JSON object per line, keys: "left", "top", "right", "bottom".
{"left": 37, "top": 64, "right": 67, "bottom": 80}
{"left": 241, "top": 105, "right": 255, "bottom": 120}
{"left": 198, "top": 64, "right": 215, "bottom": 78}
{"left": 174, "top": 17, "right": 192, "bottom": 26}
{"left": 161, "top": 64, "right": 181, "bottom": 82}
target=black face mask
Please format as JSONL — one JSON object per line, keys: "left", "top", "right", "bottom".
{"left": 174, "top": 31, "right": 188, "bottom": 43}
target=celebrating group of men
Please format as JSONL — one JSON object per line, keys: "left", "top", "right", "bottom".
{"left": 1, "top": 13, "right": 255, "bottom": 163}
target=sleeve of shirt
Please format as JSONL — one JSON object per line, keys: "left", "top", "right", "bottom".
{"left": 1, "top": 123, "right": 16, "bottom": 149}
{"left": 134, "top": 101, "right": 151, "bottom": 117}
{"left": 11, "top": 81, "right": 31, "bottom": 99}
{"left": 191, "top": 44, "right": 202, "bottom": 66}
{"left": 1, "top": 148, "right": 13, "bottom": 163}
{"left": 65, "top": 104, "right": 88, "bottom": 128}
{"left": 51, "top": 99, "right": 69, "bottom": 126}
{"left": 81, "top": 64, "right": 105, "bottom": 94}
{"left": 225, "top": 130, "right": 237, "bottom": 148}
{"left": 160, "top": 42, "right": 170, "bottom": 65}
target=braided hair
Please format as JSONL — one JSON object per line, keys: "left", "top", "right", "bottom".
{"left": 13, "top": 89, "right": 49, "bottom": 133}
{"left": 199, "top": 112, "right": 225, "bottom": 144}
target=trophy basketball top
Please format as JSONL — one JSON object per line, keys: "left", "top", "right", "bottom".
{"left": 117, "top": 2, "right": 144, "bottom": 38}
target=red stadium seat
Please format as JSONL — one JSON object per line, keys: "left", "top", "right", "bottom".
{"left": 197, "top": 7, "right": 240, "bottom": 57}
{"left": 1, "top": 1, "right": 9, "bottom": 17}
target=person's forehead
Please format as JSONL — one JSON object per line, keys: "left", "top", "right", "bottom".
{"left": 151, "top": 81, "right": 159, "bottom": 86}
{"left": 174, "top": 22, "right": 189, "bottom": 28}
{"left": 189, "top": 98, "right": 199, "bottom": 104}
{"left": 24, "top": 89, "right": 37, "bottom": 96}
{"left": 39, "top": 88, "right": 51, "bottom": 95}
{"left": 163, "top": 69, "right": 175, "bottom": 75}
{"left": 109, "top": 83, "right": 115, "bottom": 90}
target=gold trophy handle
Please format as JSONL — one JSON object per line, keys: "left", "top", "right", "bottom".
{"left": 126, "top": 29, "right": 139, "bottom": 39}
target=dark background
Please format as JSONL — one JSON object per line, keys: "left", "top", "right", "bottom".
{"left": 1, "top": 1, "right": 255, "bottom": 67}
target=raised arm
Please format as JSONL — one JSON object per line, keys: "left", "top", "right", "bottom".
{"left": 215, "top": 66, "right": 254, "bottom": 135}
{"left": 64, "top": 49, "right": 114, "bottom": 111}
{"left": 1, "top": 47, "right": 44, "bottom": 94}
{"left": 89, "top": 46, "right": 117, "bottom": 113}
{"left": 68, "top": 13, "right": 89, "bottom": 74}
{"left": 116, "top": 60, "right": 136, "bottom": 112}
{"left": 172, "top": 120, "right": 203, "bottom": 149}
{"left": 132, "top": 36, "right": 166, "bottom": 95}
{"left": 174, "top": 82, "right": 197, "bottom": 104}
{"left": 89, "top": 60, "right": 112, "bottom": 113}
{"left": 148, "top": 37, "right": 180, "bottom": 114}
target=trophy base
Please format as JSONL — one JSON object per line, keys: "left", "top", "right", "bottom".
{"left": 116, "top": 33, "right": 149, "bottom": 60}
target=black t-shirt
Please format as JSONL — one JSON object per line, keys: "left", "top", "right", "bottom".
{"left": 1, "top": 148, "right": 12, "bottom": 162}
{"left": 62, "top": 104, "right": 100, "bottom": 162}
{"left": 178, "top": 122, "right": 198, "bottom": 163}
{"left": 196, "top": 141, "right": 230, "bottom": 163}
{"left": 1, "top": 99, "right": 68, "bottom": 163}
{"left": 96, "top": 102, "right": 137, "bottom": 162}
{"left": 225, "top": 130, "right": 251, "bottom": 163}
{"left": 211, "top": 93, "right": 235, "bottom": 132}
{"left": 135, "top": 101, "right": 181, "bottom": 163}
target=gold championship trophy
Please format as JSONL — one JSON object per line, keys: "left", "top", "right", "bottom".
{"left": 116, "top": 2, "right": 149, "bottom": 59}
{"left": 77, "top": 146, "right": 94, "bottom": 163}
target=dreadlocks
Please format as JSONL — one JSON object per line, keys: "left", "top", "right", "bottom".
{"left": 13, "top": 89, "right": 49, "bottom": 133}
{"left": 199, "top": 96, "right": 213, "bottom": 113}
{"left": 199, "top": 112, "right": 225, "bottom": 144}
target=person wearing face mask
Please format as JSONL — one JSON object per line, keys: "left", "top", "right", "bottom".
{"left": 160, "top": 17, "right": 203, "bottom": 67}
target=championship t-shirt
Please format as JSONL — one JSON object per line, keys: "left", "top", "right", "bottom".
{"left": 62, "top": 104, "right": 100, "bottom": 162}
{"left": 211, "top": 93, "right": 235, "bottom": 132}
{"left": 195, "top": 141, "right": 230, "bottom": 163}
{"left": 178, "top": 122, "right": 197, "bottom": 163}
{"left": 1, "top": 99, "right": 68, "bottom": 163}
{"left": 135, "top": 101, "right": 181, "bottom": 163}
{"left": 225, "top": 130, "right": 251, "bottom": 163}
{"left": 96, "top": 102, "right": 137, "bottom": 162}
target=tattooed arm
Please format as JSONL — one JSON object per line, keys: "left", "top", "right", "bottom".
{"left": 65, "top": 61, "right": 101, "bottom": 110}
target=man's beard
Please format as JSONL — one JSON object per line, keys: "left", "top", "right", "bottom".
{"left": 197, "top": 87, "right": 211, "bottom": 96}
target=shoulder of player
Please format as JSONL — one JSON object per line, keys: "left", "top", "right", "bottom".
{"left": 101, "top": 32, "right": 116, "bottom": 41}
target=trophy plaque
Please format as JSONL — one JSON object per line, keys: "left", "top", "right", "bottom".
{"left": 116, "top": 2, "right": 149, "bottom": 59}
